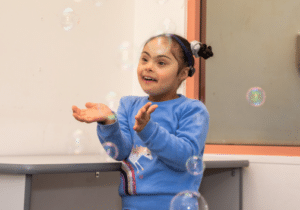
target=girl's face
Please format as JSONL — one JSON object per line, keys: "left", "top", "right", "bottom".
{"left": 137, "top": 37, "right": 186, "bottom": 102}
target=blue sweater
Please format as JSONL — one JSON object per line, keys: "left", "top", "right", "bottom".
{"left": 96, "top": 94, "right": 210, "bottom": 198}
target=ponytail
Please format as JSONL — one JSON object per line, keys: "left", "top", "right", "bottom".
{"left": 197, "top": 43, "right": 213, "bottom": 59}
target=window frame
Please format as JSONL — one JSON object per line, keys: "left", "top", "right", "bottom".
{"left": 186, "top": 0, "right": 300, "bottom": 156}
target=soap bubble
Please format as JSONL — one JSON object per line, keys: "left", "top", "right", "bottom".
{"left": 93, "top": 0, "right": 107, "bottom": 7}
{"left": 170, "top": 191, "right": 199, "bottom": 210}
{"left": 186, "top": 156, "right": 206, "bottom": 176}
{"left": 117, "top": 41, "right": 134, "bottom": 72}
{"left": 159, "top": 18, "right": 177, "bottom": 34}
{"left": 156, "top": 0, "right": 169, "bottom": 4}
{"left": 192, "top": 113, "right": 202, "bottom": 125}
{"left": 105, "top": 91, "right": 118, "bottom": 111}
{"left": 170, "top": 191, "right": 209, "bottom": 210}
{"left": 246, "top": 87, "right": 266, "bottom": 107}
{"left": 198, "top": 195, "right": 209, "bottom": 210}
{"left": 147, "top": 34, "right": 173, "bottom": 56}
{"left": 61, "top": 8, "right": 80, "bottom": 31}
{"left": 103, "top": 142, "right": 119, "bottom": 160}
{"left": 68, "top": 129, "right": 89, "bottom": 154}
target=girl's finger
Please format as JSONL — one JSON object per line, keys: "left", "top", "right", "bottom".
{"left": 72, "top": 106, "right": 81, "bottom": 114}
{"left": 85, "top": 102, "right": 91, "bottom": 108}
{"left": 143, "top": 102, "right": 151, "bottom": 110}
{"left": 141, "top": 107, "right": 147, "bottom": 118}
{"left": 73, "top": 114, "right": 84, "bottom": 122}
{"left": 148, "top": 105, "right": 158, "bottom": 114}
{"left": 136, "top": 110, "right": 141, "bottom": 119}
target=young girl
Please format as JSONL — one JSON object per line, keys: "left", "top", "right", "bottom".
{"left": 72, "top": 33, "right": 213, "bottom": 210}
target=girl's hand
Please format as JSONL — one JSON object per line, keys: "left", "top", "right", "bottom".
{"left": 133, "top": 102, "right": 158, "bottom": 133}
{"left": 72, "top": 102, "right": 114, "bottom": 124}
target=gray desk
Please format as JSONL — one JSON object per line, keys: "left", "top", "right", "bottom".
{"left": 0, "top": 155, "right": 249, "bottom": 210}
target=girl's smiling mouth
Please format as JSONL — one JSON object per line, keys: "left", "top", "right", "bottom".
{"left": 143, "top": 76, "right": 157, "bottom": 83}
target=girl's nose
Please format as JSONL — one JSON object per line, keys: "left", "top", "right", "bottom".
{"left": 144, "top": 61, "right": 154, "bottom": 70}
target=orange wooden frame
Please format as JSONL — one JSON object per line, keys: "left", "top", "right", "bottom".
{"left": 186, "top": 0, "right": 300, "bottom": 157}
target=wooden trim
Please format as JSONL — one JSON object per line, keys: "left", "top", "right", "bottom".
{"left": 186, "top": 0, "right": 200, "bottom": 100}
{"left": 205, "top": 145, "right": 300, "bottom": 157}
{"left": 199, "top": 0, "right": 207, "bottom": 103}
{"left": 186, "top": 0, "right": 300, "bottom": 156}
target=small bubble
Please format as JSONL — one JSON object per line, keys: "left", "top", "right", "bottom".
{"left": 105, "top": 91, "right": 118, "bottom": 111}
{"left": 68, "top": 129, "right": 89, "bottom": 154}
{"left": 246, "top": 87, "right": 266, "bottom": 107}
{"left": 186, "top": 155, "right": 205, "bottom": 176}
{"left": 94, "top": 0, "right": 107, "bottom": 7}
{"left": 156, "top": 0, "right": 169, "bottom": 5}
{"left": 159, "top": 18, "right": 177, "bottom": 33}
{"left": 61, "top": 8, "right": 80, "bottom": 31}
{"left": 117, "top": 41, "right": 134, "bottom": 72}
{"left": 147, "top": 35, "right": 173, "bottom": 56}
{"left": 103, "top": 142, "right": 119, "bottom": 160}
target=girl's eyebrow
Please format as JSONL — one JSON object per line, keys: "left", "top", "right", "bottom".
{"left": 142, "top": 51, "right": 171, "bottom": 60}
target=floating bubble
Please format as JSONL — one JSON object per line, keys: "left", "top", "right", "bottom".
{"left": 105, "top": 91, "right": 117, "bottom": 101}
{"left": 198, "top": 194, "right": 209, "bottom": 210}
{"left": 119, "top": 41, "right": 131, "bottom": 51}
{"left": 156, "top": 0, "right": 169, "bottom": 4}
{"left": 93, "top": 0, "right": 107, "bottom": 7}
{"left": 116, "top": 41, "right": 134, "bottom": 72}
{"left": 246, "top": 87, "right": 266, "bottom": 107}
{"left": 186, "top": 156, "right": 206, "bottom": 176}
{"left": 192, "top": 113, "right": 202, "bottom": 125}
{"left": 159, "top": 18, "right": 177, "bottom": 34}
{"left": 61, "top": 8, "right": 80, "bottom": 31}
{"left": 105, "top": 91, "right": 118, "bottom": 111}
{"left": 147, "top": 34, "right": 173, "bottom": 56}
{"left": 103, "top": 142, "right": 119, "bottom": 160}
{"left": 68, "top": 129, "right": 89, "bottom": 154}
{"left": 170, "top": 191, "right": 200, "bottom": 210}
{"left": 107, "top": 112, "right": 117, "bottom": 121}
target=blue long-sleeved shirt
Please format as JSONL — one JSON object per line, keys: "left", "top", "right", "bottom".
{"left": 96, "top": 94, "right": 210, "bottom": 198}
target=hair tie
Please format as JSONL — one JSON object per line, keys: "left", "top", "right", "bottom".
{"left": 190, "top": 41, "right": 202, "bottom": 58}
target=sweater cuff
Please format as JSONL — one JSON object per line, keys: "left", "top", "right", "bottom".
{"left": 97, "top": 111, "right": 118, "bottom": 128}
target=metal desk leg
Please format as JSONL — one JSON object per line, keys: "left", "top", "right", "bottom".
{"left": 239, "top": 168, "right": 243, "bottom": 210}
{"left": 24, "top": 174, "right": 32, "bottom": 210}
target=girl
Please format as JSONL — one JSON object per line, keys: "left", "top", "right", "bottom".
{"left": 72, "top": 33, "right": 213, "bottom": 210}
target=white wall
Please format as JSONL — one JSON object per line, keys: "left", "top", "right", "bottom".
{"left": 0, "top": 0, "right": 186, "bottom": 157}
{"left": 0, "top": 0, "right": 136, "bottom": 156}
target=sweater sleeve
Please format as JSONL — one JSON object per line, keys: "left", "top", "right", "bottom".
{"left": 96, "top": 96, "right": 133, "bottom": 161}
{"left": 136, "top": 101, "right": 210, "bottom": 172}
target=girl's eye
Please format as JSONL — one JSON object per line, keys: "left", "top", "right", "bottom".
{"left": 159, "top": 62, "right": 165, "bottom": 66}
{"left": 142, "top": 58, "right": 147, "bottom": 62}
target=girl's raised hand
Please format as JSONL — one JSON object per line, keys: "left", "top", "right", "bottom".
{"left": 72, "top": 102, "right": 113, "bottom": 124}
{"left": 133, "top": 102, "right": 158, "bottom": 132}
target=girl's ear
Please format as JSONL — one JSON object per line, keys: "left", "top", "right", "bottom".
{"left": 179, "top": 66, "right": 190, "bottom": 80}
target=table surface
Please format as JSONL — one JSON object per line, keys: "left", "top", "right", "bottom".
{"left": 0, "top": 155, "right": 249, "bottom": 174}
